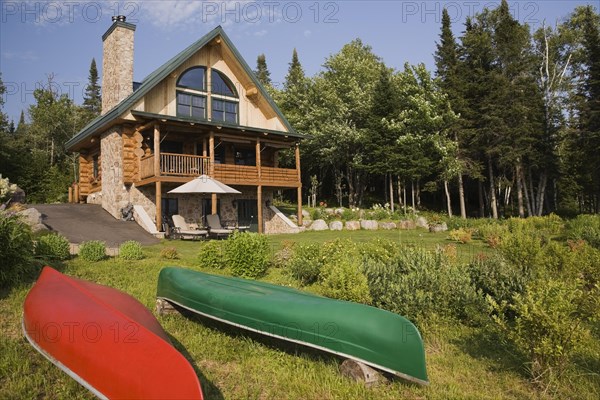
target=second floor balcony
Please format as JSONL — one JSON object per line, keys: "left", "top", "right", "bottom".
{"left": 138, "top": 152, "right": 299, "bottom": 188}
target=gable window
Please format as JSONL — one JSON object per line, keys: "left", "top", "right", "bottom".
{"left": 212, "top": 99, "right": 238, "bottom": 123}
{"left": 211, "top": 69, "right": 239, "bottom": 123}
{"left": 177, "top": 67, "right": 206, "bottom": 91}
{"left": 177, "top": 92, "right": 206, "bottom": 119}
{"left": 211, "top": 70, "right": 237, "bottom": 97}
{"left": 176, "top": 67, "right": 207, "bottom": 119}
{"left": 176, "top": 67, "right": 239, "bottom": 124}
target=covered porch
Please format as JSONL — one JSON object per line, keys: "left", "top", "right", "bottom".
{"left": 130, "top": 112, "right": 303, "bottom": 233}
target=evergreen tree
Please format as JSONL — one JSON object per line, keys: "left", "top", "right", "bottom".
{"left": 255, "top": 54, "right": 272, "bottom": 87}
{"left": 0, "top": 73, "right": 8, "bottom": 133}
{"left": 82, "top": 58, "right": 101, "bottom": 119}
{"left": 280, "top": 49, "right": 310, "bottom": 127}
{"left": 578, "top": 6, "right": 600, "bottom": 211}
{"left": 435, "top": 8, "right": 467, "bottom": 218}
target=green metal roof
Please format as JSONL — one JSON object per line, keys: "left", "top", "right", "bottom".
{"left": 130, "top": 110, "right": 305, "bottom": 139}
{"left": 66, "top": 26, "right": 299, "bottom": 150}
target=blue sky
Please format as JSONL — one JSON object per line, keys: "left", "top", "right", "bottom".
{"left": 0, "top": 1, "right": 596, "bottom": 123}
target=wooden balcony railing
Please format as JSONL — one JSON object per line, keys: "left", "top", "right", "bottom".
{"left": 140, "top": 154, "right": 155, "bottom": 180}
{"left": 138, "top": 153, "right": 299, "bottom": 187}
{"left": 160, "top": 153, "right": 210, "bottom": 176}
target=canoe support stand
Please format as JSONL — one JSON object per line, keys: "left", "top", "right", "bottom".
{"left": 340, "top": 359, "right": 381, "bottom": 387}
{"left": 156, "top": 298, "right": 180, "bottom": 315}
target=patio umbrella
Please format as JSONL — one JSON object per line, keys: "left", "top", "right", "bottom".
{"left": 168, "top": 175, "right": 241, "bottom": 194}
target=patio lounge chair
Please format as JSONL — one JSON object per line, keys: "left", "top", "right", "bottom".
{"left": 206, "top": 214, "right": 233, "bottom": 239}
{"left": 171, "top": 215, "right": 208, "bottom": 240}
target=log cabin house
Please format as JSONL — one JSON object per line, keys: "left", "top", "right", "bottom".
{"left": 65, "top": 17, "right": 304, "bottom": 235}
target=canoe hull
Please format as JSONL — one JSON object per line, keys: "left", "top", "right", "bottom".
{"left": 23, "top": 266, "right": 203, "bottom": 399}
{"left": 157, "top": 267, "right": 428, "bottom": 385}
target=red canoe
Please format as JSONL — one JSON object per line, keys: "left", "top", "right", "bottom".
{"left": 22, "top": 266, "right": 203, "bottom": 399}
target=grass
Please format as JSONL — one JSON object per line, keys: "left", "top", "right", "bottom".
{"left": 1, "top": 229, "right": 598, "bottom": 399}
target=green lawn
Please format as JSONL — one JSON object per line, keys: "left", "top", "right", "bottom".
{"left": 0, "top": 230, "right": 597, "bottom": 399}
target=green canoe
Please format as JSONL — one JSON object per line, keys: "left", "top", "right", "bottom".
{"left": 156, "top": 267, "right": 428, "bottom": 385}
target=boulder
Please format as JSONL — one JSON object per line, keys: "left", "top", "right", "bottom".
{"left": 334, "top": 208, "right": 344, "bottom": 215}
{"left": 429, "top": 222, "right": 448, "bottom": 233}
{"left": 360, "top": 220, "right": 378, "bottom": 230}
{"left": 345, "top": 221, "right": 360, "bottom": 231}
{"left": 329, "top": 221, "right": 343, "bottom": 231}
{"left": 302, "top": 219, "right": 312, "bottom": 228}
{"left": 309, "top": 219, "right": 329, "bottom": 231}
{"left": 301, "top": 209, "right": 310, "bottom": 218}
{"left": 324, "top": 208, "right": 335, "bottom": 215}
{"left": 416, "top": 216, "right": 428, "bottom": 228}
{"left": 379, "top": 221, "right": 397, "bottom": 230}
{"left": 17, "top": 207, "right": 42, "bottom": 226}
{"left": 398, "top": 220, "right": 416, "bottom": 230}
{"left": 17, "top": 208, "right": 47, "bottom": 233}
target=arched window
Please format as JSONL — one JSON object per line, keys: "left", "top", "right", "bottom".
{"left": 176, "top": 67, "right": 207, "bottom": 119}
{"left": 211, "top": 69, "right": 238, "bottom": 124}
{"left": 211, "top": 69, "right": 237, "bottom": 97}
{"left": 177, "top": 67, "right": 206, "bottom": 91}
{"left": 176, "top": 66, "right": 238, "bottom": 124}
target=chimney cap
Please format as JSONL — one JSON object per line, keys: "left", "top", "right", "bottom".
{"left": 112, "top": 15, "right": 127, "bottom": 22}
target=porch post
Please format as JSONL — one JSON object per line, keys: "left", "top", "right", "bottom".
{"left": 209, "top": 131, "right": 217, "bottom": 215}
{"left": 256, "top": 139, "right": 263, "bottom": 233}
{"left": 295, "top": 143, "right": 303, "bottom": 226}
{"left": 156, "top": 181, "right": 162, "bottom": 231}
{"left": 257, "top": 185, "right": 263, "bottom": 234}
{"left": 154, "top": 124, "right": 161, "bottom": 177}
{"left": 154, "top": 123, "right": 162, "bottom": 231}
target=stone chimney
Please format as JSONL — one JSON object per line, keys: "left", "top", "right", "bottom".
{"left": 101, "top": 15, "right": 136, "bottom": 114}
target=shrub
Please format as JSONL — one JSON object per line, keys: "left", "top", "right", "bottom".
{"left": 160, "top": 246, "right": 179, "bottom": 259}
{"left": 0, "top": 212, "right": 36, "bottom": 287}
{"left": 364, "top": 246, "right": 485, "bottom": 323}
{"left": 119, "top": 240, "right": 144, "bottom": 260}
{"left": 448, "top": 228, "right": 472, "bottom": 244}
{"left": 224, "top": 232, "right": 270, "bottom": 278}
{"left": 35, "top": 233, "right": 70, "bottom": 261}
{"left": 197, "top": 240, "right": 225, "bottom": 269}
{"left": 476, "top": 223, "right": 509, "bottom": 247}
{"left": 366, "top": 203, "right": 393, "bottom": 220}
{"left": 567, "top": 214, "right": 600, "bottom": 249}
{"left": 491, "top": 279, "right": 600, "bottom": 381}
{"left": 318, "top": 257, "right": 372, "bottom": 304}
{"left": 78, "top": 240, "right": 107, "bottom": 262}
{"left": 358, "top": 238, "right": 399, "bottom": 265}
{"left": 468, "top": 254, "right": 528, "bottom": 308}
{"left": 341, "top": 208, "right": 361, "bottom": 221}
{"left": 0, "top": 174, "right": 17, "bottom": 203}
{"left": 285, "top": 243, "right": 323, "bottom": 284}
{"left": 499, "top": 230, "right": 544, "bottom": 276}
{"left": 272, "top": 240, "right": 295, "bottom": 269}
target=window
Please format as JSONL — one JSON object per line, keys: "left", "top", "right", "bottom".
{"left": 177, "top": 92, "right": 206, "bottom": 119}
{"left": 177, "top": 67, "right": 206, "bottom": 91}
{"left": 176, "top": 66, "right": 239, "bottom": 124}
{"left": 211, "top": 70, "right": 237, "bottom": 97}
{"left": 212, "top": 99, "right": 238, "bottom": 123}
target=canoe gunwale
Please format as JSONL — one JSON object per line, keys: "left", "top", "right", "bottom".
{"left": 158, "top": 296, "right": 430, "bottom": 386}
{"left": 21, "top": 318, "right": 110, "bottom": 400}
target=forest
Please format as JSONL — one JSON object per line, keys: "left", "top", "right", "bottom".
{"left": 1, "top": 1, "right": 599, "bottom": 219}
